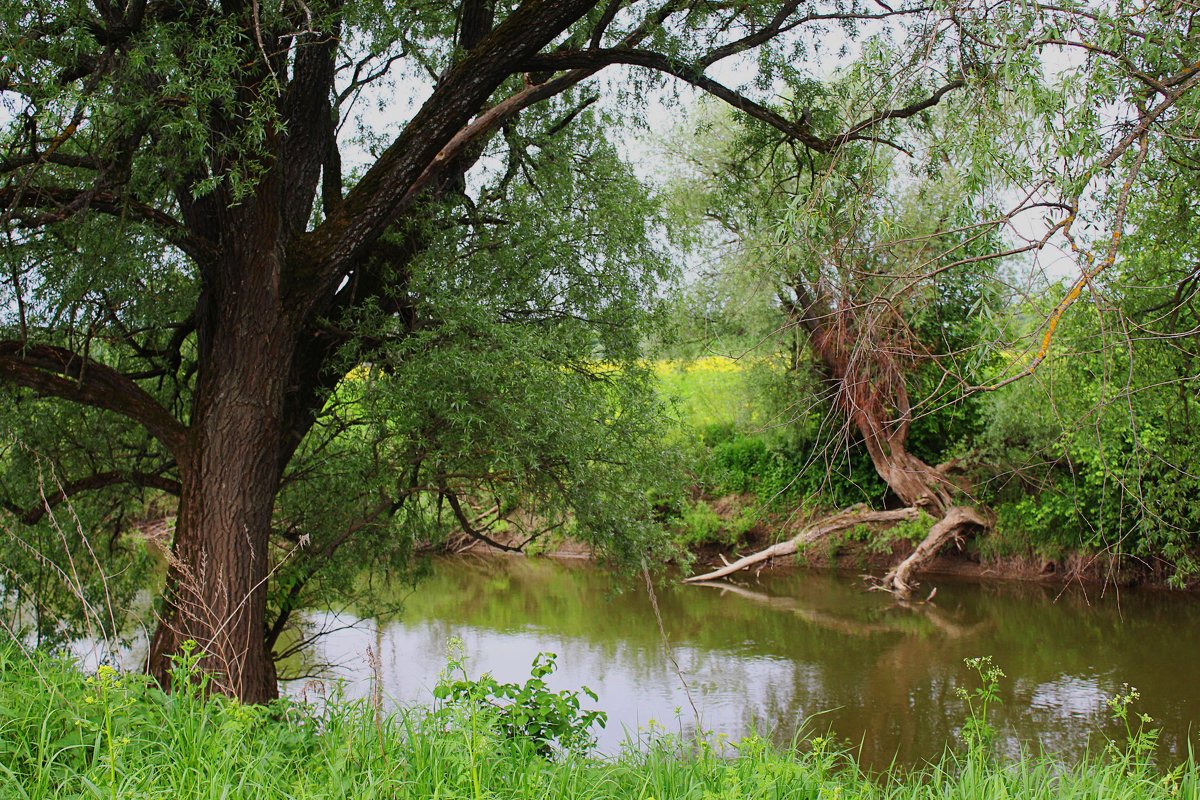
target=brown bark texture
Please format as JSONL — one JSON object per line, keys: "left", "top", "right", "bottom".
{"left": 146, "top": 185, "right": 294, "bottom": 700}
{"left": 688, "top": 290, "right": 990, "bottom": 597}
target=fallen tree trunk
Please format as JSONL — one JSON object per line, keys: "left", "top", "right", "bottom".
{"left": 878, "top": 505, "right": 988, "bottom": 597}
{"left": 684, "top": 506, "right": 921, "bottom": 583}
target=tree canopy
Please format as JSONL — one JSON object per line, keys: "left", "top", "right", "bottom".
{"left": 667, "top": 1, "right": 1200, "bottom": 588}
{"left": 4, "top": 0, "right": 1200, "bottom": 700}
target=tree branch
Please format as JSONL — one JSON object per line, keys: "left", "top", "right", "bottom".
{"left": 280, "top": 23, "right": 340, "bottom": 238}
{"left": 0, "top": 185, "right": 216, "bottom": 264}
{"left": 524, "top": 47, "right": 832, "bottom": 149}
{"left": 292, "top": 0, "right": 599, "bottom": 315}
{"left": 834, "top": 79, "right": 964, "bottom": 145}
{"left": 0, "top": 342, "right": 187, "bottom": 459}
{"left": 443, "top": 486, "right": 527, "bottom": 553}
{"left": 4, "top": 467, "right": 180, "bottom": 526}
{"left": 523, "top": 48, "right": 964, "bottom": 151}
{"left": 458, "top": 0, "right": 496, "bottom": 51}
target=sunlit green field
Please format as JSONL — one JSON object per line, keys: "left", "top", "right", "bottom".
{"left": 652, "top": 357, "right": 757, "bottom": 432}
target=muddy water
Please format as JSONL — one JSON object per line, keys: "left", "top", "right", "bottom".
{"left": 283, "top": 556, "right": 1200, "bottom": 770}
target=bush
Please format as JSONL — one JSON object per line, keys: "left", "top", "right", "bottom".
{"left": 711, "top": 435, "right": 770, "bottom": 494}
{"left": 678, "top": 499, "right": 726, "bottom": 546}
{"left": 433, "top": 646, "right": 606, "bottom": 757}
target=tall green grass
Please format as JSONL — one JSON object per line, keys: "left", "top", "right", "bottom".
{"left": 1, "top": 644, "right": 1196, "bottom": 799}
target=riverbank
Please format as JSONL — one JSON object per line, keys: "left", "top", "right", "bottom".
{"left": 2, "top": 646, "right": 1196, "bottom": 799}
{"left": 505, "top": 505, "right": 1200, "bottom": 593}
{"left": 682, "top": 507, "right": 1200, "bottom": 593}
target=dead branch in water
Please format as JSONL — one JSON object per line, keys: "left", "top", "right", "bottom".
{"left": 683, "top": 506, "right": 921, "bottom": 583}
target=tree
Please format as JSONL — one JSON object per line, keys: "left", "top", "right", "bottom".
{"left": 675, "top": 88, "right": 1003, "bottom": 589}
{"left": 680, "top": 1, "right": 1200, "bottom": 591}
{"left": 1, "top": 1, "right": 975, "bottom": 701}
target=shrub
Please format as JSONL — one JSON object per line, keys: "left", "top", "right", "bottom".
{"left": 711, "top": 435, "right": 770, "bottom": 494}
{"left": 433, "top": 647, "right": 606, "bottom": 757}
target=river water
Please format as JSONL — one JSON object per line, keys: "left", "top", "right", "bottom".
{"left": 280, "top": 555, "right": 1200, "bottom": 770}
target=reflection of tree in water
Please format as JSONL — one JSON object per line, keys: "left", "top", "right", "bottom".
{"left": 282, "top": 557, "right": 1200, "bottom": 769}
{"left": 699, "top": 579, "right": 993, "bottom": 768}
{"left": 742, "top": 575, "right": 1200, "bottom": 767}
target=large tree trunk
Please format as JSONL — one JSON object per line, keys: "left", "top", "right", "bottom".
{"left": 687, "top": 299, "right": 989, "bottom": 595}
{"left": 860, "top": 433, "right": 952, "bottom": 512}
{"left": 147, "top": 199, "right": 293, "bottom": 703}
{"left": 812, "top": 313, "right": 989, "bottom": 593}
{"left": 148, "top": 448, "right": 282, "bottom": 702}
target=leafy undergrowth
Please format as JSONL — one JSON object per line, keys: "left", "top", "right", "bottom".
{"left": 1, "top": 644, "right": 1196, "bottom": 800}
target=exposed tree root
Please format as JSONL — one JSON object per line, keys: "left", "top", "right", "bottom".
{"left": 685, "top": 501, "right": 990, "bottom": 597}
{"left": 683, "top": 506, "right": 921, "bottom": 584}
{"left": 877, "top": 505, "right": 988, "bottom": 597}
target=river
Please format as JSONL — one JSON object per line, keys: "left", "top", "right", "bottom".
{"left": 277, "top": 555, "right": 1200, "bottom": 770}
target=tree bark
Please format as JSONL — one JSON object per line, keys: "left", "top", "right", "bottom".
{"left": 147, "top": 196, "right": 293, "bottom": 703}
{"left": 879, "top": 505, "right": 987, "bottom": 596}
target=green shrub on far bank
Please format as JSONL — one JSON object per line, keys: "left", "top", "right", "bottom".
{"left": 696, "top": 427, "right": 889, "bottom": 514}
{"left": 677, "top": 499, "right": 759, "bottom": 548}
{"left": 843, "top": 513, "right": 935, "bottom": 556}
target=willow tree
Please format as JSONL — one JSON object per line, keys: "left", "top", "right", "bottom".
{"left": 0, "top": 0, "right": 982, "bottom": 700}
{"left": 681, "top": 1, "right": 1200, "bottom": 592}
{"left": 677, "top": 87, "right": 1006, "bottom": 589}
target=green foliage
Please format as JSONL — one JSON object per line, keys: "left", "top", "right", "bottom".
{"left": 988, "top": 488, "right": 1080, "bottom": 562}
{"left": 677, "top": 500, "right": 725, "bottom": 547}
{"left": 654, "top": 357, "right": 891, "bottom": 524}
{"left": 433, "top": 644, "right": 606, "bottom": 758}
{"left": 0, "top": 440, "right": 158, "bottom": 648}
{"left": 704, "top": 432, "right": 889, "bottom": 512}
{"left": 978, "top": 281, "right": 1200, "bottom": 581}
{"left": 711, "top": 435, "right": 770, "bottom": 494}
{"left": 842, "top": 512, "right": 934, "bottom": 556}
{"left": 676, "top": 499, "right": 758, "bottom": 549}
{"left": 1105, "top": 685, "right": 1161, "bottom": 771}
{"left": 2, "top": 645, "right": 1197, "bottom": 799}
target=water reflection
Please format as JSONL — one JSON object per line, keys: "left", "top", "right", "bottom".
{"left": 1030, "top": 675, "right": 1106, "bottom": 718}
{"left": 281, "top": 556, "right": 1200, "bottom": 770}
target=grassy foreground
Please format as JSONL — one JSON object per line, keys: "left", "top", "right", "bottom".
{"left": 1, "top": 647, "right": 1197, "bottom": 800}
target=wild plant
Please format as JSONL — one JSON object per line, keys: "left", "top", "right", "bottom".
{"left": 1106, "top": 684, "right": 1162, "bottom": 772}
{"left": 432, "top": 639, "right": 607, "bottom": 760}
{"left": 80, "top": 664, "right": 132, "bottom": 799}
{"left": 956, "top": 655, "right": 1005, "bottom": 754}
